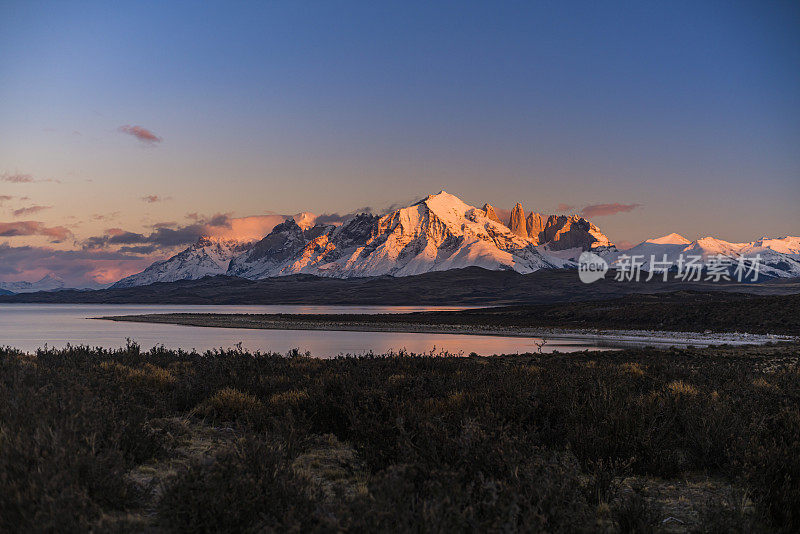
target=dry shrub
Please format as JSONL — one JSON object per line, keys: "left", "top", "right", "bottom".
{"left": 100, "top": 361, "right": 175, "bottom": 388}
{"left": 197, "top": 388, "right": 264, "bottom": 421}
{"left": 269, "top": 388, "right": 310, "bottom": 408}
{"left": 667, "top": 380, "right": 699, "bottom": 397}
{"left": 620, "top": 362, "right": 645, "bottom": 377}
{"left": 157, "top": 438, "right": 321, "bottom": 532}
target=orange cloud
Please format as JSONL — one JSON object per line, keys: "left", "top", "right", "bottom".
{"left": 208, "top": 215, "right": 291, "bottom": 242}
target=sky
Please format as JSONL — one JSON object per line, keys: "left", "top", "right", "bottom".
{"left": 1, "top": 0, "right": 798, "bottom": 286}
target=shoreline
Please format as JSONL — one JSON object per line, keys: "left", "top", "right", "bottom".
{"left": 98, "top": 313, "right": 797, "bottom": 348}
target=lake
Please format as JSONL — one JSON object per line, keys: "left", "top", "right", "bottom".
{"left": 0, "top": 304, "right": 624, "bottom": 356}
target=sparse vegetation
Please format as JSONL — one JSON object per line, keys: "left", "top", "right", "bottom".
{"left": 1, "top": 342, "right": 799, "bottom": 532}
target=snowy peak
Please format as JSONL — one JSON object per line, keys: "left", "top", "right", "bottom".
{"left": 599, "top": 234, "right": 800, "bottom": 278}
{"left": 482, "top": 203, "right": 501, "bottom": 224}
{"left": 646, "top": 233, "right": 691, "bottom": 245}
{"left": 293, "top": 212, "right": 316, "bottom": 230}
{"left": 227, "top": 218, "right": 309, "bottom": 279}
{"left": 0, "top": 274, "right": 66, "bottom": 294}
{"left": 112, "top": 235, "right": 251, "bottom": 288}
{"left": 746, "top": 236, "right": 800, "bottom": 256}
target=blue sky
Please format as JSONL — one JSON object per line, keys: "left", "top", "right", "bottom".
{"left": 1, "top": 0, "right": 798, "bottom": 283}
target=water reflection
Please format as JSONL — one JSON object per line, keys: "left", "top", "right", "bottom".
{"left": 0, "top": 304, "right": 618, "bottom": 356}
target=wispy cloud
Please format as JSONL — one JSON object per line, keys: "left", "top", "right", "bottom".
{"left": 557, "top": 203, "right": 576, "bottom": 212}
{"left": 92, "top": 212, "right": 120, "bottom": 221}
{"left": 1, "top": 173, "right": 34, "bottom": 183}
{"left": 0, "top": 172, "right": 60, "bottom": 184}
{"left": 0, "top": 221, "right": 72, "bottom": 242}
{"left": 119, "top": 125, "right": 162, "bottom": 145}
{"left": 12, "top": 205, "right": 52, "bottom": 217}
{"left": 581, "top": 203, "right": 641, "bottom": 217}
{"left": 0, "top": 195, "right": 12, "bottom": 205}
{"left": 140, "top": 194, "right": 171, "bottom": 203}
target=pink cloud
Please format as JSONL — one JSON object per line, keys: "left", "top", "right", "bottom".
{"left": 581, "top": 203, "right": 641, "bottom": 217}
{"left": 557, "top": 203, "right": 576, "bottom": 212}
{"left": 12, "top": 205, "right": 51, "bottom": 217}
{"left": 119, "top": 125, "right": 162, "bottom": 144}
{"left": 0, "top": 221, "right": 72, "bottom": 242}
{"left": 0, "top": 243, "right": 157, "bottom": 288}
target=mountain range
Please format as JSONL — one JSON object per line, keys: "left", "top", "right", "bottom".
{"left": 113, "top": 191, "right": 609, "bottom": 288}
{"left": 109, "top": 191, "right": 799, "bottom": 288}
{"left": 598, "top": 233, "right": 800, "bottom": 279}
{"left": 0, "top": 274, "right": 66, "bottom": 294}
{"left": 2, "top": 192, "right": 798, "bottom": 293}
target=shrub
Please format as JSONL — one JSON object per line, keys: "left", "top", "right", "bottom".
{"left": 157, "top": 438, "right": 323, "bottom": 532}
{"left": 196, "top": 387, "right": 264, "bottom": 422}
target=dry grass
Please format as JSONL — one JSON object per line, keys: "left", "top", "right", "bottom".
{"left": 667, "top": 380, "right": 700, "bottom": 397}
{"left": 620, "top": 362, "right": 646, "bottom": 377}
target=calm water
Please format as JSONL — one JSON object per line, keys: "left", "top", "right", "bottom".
{"left": 0, "top": 304, "right": 618, "bottom": 357}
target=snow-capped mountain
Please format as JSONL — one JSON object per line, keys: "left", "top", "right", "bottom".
{"left": 107, "top": 191, "right": 800, "bottom": 288}
{"left": 0, "top": 274, "right": 66, "bottom": 294}
{"left": 119, "top": 192, "right": 605, "bottom": 286}
{"left": 228, "top": 191, "right": 578, "bottom": 279}
{"left": 599, "top": 234, "right": 800, "bottom": 278}
{"left": 112, "top": 236, "right": 252, "bottom": 288}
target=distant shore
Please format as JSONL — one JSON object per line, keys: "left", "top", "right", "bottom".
{"left": 98, "top": 313, "right": 797, "bottom": 347}
{"left": 95, "top": 290, "right": 800, "bottom": 341}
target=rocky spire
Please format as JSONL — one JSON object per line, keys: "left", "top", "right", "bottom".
{"left": 508, "top": 203, "right": 528, "bottom": 238}
{"left": 526, "top": 212, "right": 545, "bottom": 243}
{"left": 483, "top": 203, "right": 501, "bottom": 224}
{"left": 543, "top": 214, "right": 611, "bottom": 250}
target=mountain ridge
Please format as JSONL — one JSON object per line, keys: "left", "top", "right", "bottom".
{"left": 107, "top": 191, "right": 800, "bottom": 288}
{"left": 114, "top": 191, "right": 607, "bottom": 287}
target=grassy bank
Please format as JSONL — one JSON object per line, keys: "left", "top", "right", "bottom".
{"left": 2, "top": 343, "right": 799, "bottom": 532}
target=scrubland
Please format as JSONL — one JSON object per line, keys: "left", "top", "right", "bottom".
{"left": 1, "top": 341, "right": 799, "bottom": 532}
